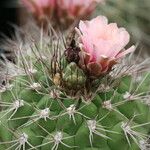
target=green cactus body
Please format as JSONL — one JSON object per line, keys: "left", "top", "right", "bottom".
{"left": 0, "top": 36, "right": 150, "bottom": 150}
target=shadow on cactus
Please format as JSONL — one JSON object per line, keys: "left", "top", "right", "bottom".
{"left": 0, "top": 16, "right": 150, "bottom": 150}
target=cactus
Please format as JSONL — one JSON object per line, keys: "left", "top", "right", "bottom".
{"left": 0, "top": 18, "right": 150, "bottom": 150}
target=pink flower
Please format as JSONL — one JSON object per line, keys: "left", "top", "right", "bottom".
{"left": 22, "top": 0, "right": 56, "bottom": 24}
{"left": 75, "top": 16, "right": 135, "bottom": 76}
{"left": 57, "top": 0, "right": 102, "bottom": 20}
{"left": 21, "top": 0, "right": 103, "bottom": 29}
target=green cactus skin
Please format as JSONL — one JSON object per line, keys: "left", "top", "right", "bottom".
{"left": 0, "top": 37, "right": 150, "bottom": 150}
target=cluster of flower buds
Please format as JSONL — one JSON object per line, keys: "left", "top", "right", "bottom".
{"left": 21, "top": 0, "right": 102, "bottom": 28}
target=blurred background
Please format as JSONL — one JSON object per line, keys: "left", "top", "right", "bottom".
{"left": 0, "top": 0, "right": 150, "bottom": 52}
{"left": 0, "top": 0, "right": 19, "bottom": 39}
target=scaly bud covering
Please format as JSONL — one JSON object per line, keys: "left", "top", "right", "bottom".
{"left": 65, "top": 39, "right": 81, "bottom": 63}
{"left": 63, "top": 62, "right": 86, "bottom": 88}
{"left": 75, "top": 16, "right": 135, "bottom": 76}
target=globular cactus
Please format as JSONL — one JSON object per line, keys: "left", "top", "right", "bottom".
{"left": 0, "top": 16, "right": 150, "bottom": 150}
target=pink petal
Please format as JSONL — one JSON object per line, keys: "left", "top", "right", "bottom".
{"left": 116, "top": 45, "right": 136, "bottom": 58}
{"left": 91, "top": 16, "right": 108, "bottom": 26}
{"left": 78, "top": 20, "right": 89, "bottom": 34}
{"left": 118, "top": 29, "right": 130, "bottom": 47}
